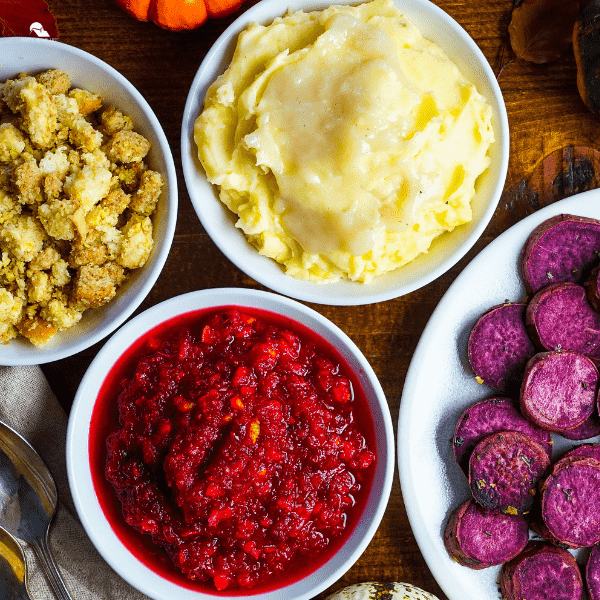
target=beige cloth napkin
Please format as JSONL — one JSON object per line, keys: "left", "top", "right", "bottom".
{"left": 0, "top": 365, "right": 150, "bottom": 599}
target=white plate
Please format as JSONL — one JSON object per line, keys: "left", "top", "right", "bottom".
{"left": 181, "top": 0, "right": 509, "bottom": 306}
{"left": 398, "top": 192, "right": 600, "bottom": 600}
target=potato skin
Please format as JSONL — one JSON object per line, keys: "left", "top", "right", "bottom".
{"left": 587, "top": 544, "right": 600, "bottom": 600}
{"left": 587, "top": 265, "right": 600, "bottom": 312}
{"left": 563, "top": 442, "right": 600, "bottom": 462}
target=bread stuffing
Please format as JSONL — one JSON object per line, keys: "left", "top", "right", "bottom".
{"left": 0, "top": 68, "right": 163, "bottom": 347}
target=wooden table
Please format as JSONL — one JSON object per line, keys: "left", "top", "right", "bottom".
{"left": 35, "top": 0, "right": 600, "bottom": 598}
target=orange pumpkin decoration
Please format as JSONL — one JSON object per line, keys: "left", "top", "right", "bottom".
{"left": 115, "top": 0, "right": 246, "bottom": 31}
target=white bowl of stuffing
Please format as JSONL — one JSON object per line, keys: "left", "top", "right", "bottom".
{"left": 0, "top": 38, "right": 177, "bottom": 364}
{"left": 182, "top": 0, "right": 509, "bottom": 305}
{"left": 67, "top": 288, "right": 394, "bottom": 600}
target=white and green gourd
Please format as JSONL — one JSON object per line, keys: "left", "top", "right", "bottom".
{"left": 325, "top": 582, "right": 440, "bottom": 600}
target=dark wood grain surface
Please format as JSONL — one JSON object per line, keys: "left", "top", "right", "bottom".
{"left": 32, "top": 0, "right": 600, "bottom": 598}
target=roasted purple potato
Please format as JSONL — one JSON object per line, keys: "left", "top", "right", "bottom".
{"left": 587, "top": 265, "right": 600, "bottom": 313}
{"left": 453, "top": 397, "right": 552, "bottom": 473}
{"left": 587, "top": 543, "right": 600, "bottom": 600}
{"left": 562, "top": 442, "right": 600, "bottom": 462}
{"left": 468, "top": 303, "right": 535, "bottom": 392}
{"left": 443, "top": 498, "right": 529, "bottom": 569}
{"left": 526, "top": 282, "right": 600, "bottom": 357}
{"left": 500, "top": 542, "right": 583, "bottom": 600}
{"left": 521, "top": 214, "right": 600, "bottom": 294}
{"left": 468, "top": 431, "right": 550, "bottom": 515}
{"left": 540, "top": 455, "right": 600, "bottom": 549}
{"left": 520, "top": 350, "right": 598, "bottom": 432}
{"left": 559, "top": 414, "right": 600, "bottom": 440}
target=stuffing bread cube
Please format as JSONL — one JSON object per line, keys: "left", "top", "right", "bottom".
{"left": 129, "top": 170, "right": 163, "bottom": 216}
{"left": 70, "top": 262, "right": 125, "bottom": 309}
{"left": 0, "top": 287, "right": 23, "bottom": 344}
{"left": 12, "top": 154, "right": 43, "bottom": 204}
{"left": 103, "top": 130, "right": 151, "bottom": 164}
{"left": 99, "top": 105, "right": 133, "bottom": 136}
{"left": 117, "top": 215, "right": 153, "bottom": 269}
{"left": 0, "top": 215, "right": 46, "bottom": 261}
{"left": 35, "top": 69, "right": 71, "bottom": 96}
{"left": 19, "top": 79, "right": 58, "bottom": 149}
{"left": 0, "top": 68, "right": 164, "bottom": 346}
{"left": 0, "top": 123, "right": 26, "bottom": 162}
{"left": 69, "top": 88, "right": 102, "bottom": 116}
{"left": 17, "top": 315, "right": 57, "bottom": 347}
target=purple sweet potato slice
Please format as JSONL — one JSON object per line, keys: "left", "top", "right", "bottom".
{"left": 520, "top": 350, "right": 598, "bottom": 432}
{"left": 540, "top": 455, "right": 600, "bottom": 548}
{"left": 467, "top": 303, "right": 535, "bottom": 392}
{"left": 587, "top": 543, "right": 600, "bottom": 600}
{"left": 500, "top": 541, "right": 583, "bottom": 600}
{"left": 469, "top": 431, "right": 551, "bottom": 515}
{"left": 526, "top": 282, "right": 600, "bottom": 356}
{"left": 543, "top": 451, "right": 595, "bottom": 475}
{"left": 453, "top": 397, "right": 553, "bottom": 473}
{"left": 526, "top": 498, "right": 564, "bottom": 546}
{"left": 587, "top": 265, "right": 600, "bottom": 313}
{"left": 521, "top": 213, "right": 600, "bottom": 295}
{"left": 559, "top": 413, "right": 600, "bottom": 440}
{"left": 563, "top": 442, "right": 600, "bottom": 462}
{"left": 443, "top": 498, "right": 529, "bottom": 569}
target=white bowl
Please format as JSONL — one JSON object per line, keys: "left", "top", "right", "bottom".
{"left": 0, "top": 38, "right": 177, "bottom": 365}
{"left": 181, "top": 0, "right": 509, "bottom": 306}
{"left": 66, "top": 288, "right": 394, "bottom": 600}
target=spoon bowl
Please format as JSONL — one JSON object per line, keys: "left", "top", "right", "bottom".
{"left": 0, "top": 420, "right": 73, "bottom": 599}
{"left": 0, "top": 526, "right": 30, "bottom": 600}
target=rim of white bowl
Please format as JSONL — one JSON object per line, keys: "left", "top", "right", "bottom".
{"left": 181, "top": 0, "right": 509, "bottom": 306}
{"left": 66, "top": 288, "right": 395, "bottom": 600}
{"left": 0, "top": 38, "right": 178, "bottom": 365}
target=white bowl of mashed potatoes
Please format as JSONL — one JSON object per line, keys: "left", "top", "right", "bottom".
{"left": 0, "top": 38, "right": 177, "bottom": 364}
{"left": 182, "top": 0, "right": 508, "bottom": 305}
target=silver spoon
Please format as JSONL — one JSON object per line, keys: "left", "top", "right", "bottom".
{"left": 0, "top": 420, "right": 73, "bottom": 600}
{"left": 0, "top": 525, "right": 31, "bottom": 600}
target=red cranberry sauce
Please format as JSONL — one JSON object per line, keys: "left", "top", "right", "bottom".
{"left": 90, "top": 307, "right": 377, "bottom": 593}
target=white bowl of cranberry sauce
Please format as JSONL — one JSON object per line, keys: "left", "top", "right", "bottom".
{"left": 67, "top": 288, "right": 394, "bottom": 600}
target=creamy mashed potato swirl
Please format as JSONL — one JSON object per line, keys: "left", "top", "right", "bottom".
{"left": 194, "top": 0, "right": 494, "bottom": 283}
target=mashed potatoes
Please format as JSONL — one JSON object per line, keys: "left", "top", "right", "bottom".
{"left": 195, "top": 0, "right": 494, "bottom": 283}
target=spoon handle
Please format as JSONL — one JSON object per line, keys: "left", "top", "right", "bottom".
{"left": 31, "top": 536, "right": 74, "bottom": 600}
